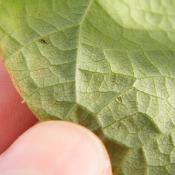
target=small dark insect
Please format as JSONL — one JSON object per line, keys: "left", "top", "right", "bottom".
{"left": 117, "top": 96, "right": 122, "bottom": 103}
{"left": 39, "top": 39, "right": 48, "bottom": 44}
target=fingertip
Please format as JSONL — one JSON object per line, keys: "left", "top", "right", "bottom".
{"left": 0, "top": 121, "right": 112, "bottom": 175}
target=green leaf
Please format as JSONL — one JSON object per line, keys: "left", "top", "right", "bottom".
{"left": 1, "top": 0, "right": 175, "bottom": 174}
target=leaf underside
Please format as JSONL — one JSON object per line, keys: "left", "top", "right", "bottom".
{"left": 1, "top": 0, "right": 175, "bottom": 174}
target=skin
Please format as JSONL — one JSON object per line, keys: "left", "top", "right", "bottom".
{"left": 0, "top": 59, "right": 112, "bottom": 175}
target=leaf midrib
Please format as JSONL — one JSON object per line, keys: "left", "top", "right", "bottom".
{"left": 75, "top": 0, "right": 94, "bottom": 103}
